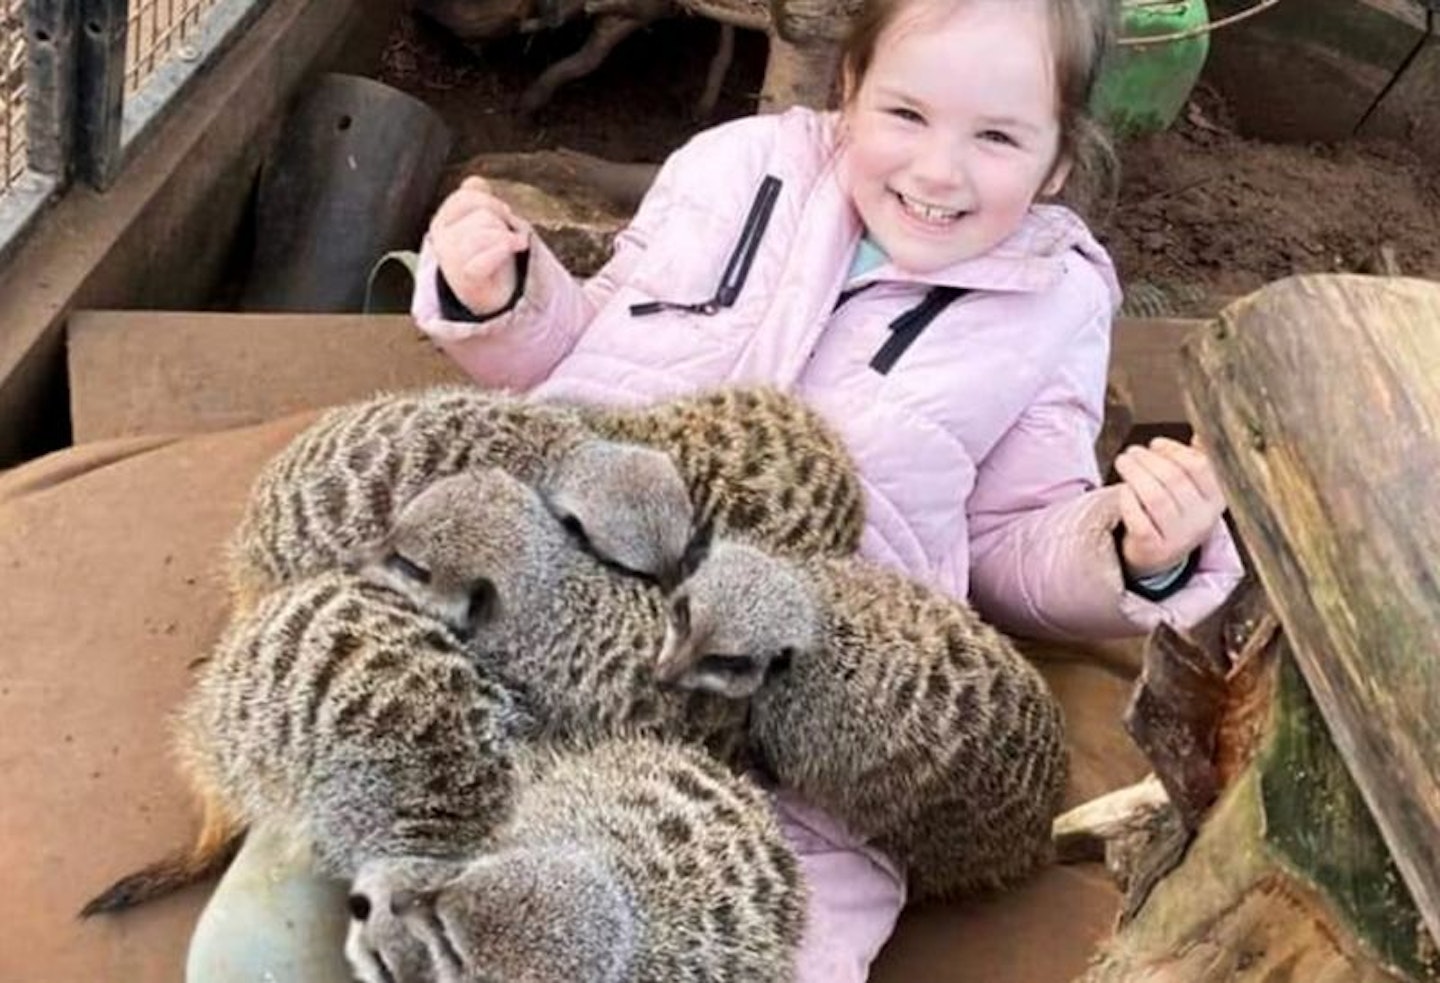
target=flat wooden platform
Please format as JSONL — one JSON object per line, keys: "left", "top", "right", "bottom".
{"left": 66, "top": 310, "right": 1204, "bottom": 443}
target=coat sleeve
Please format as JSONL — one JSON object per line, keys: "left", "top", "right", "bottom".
{"left": 965, "top": 306, "right": 1244, "bottom": 641}
{"left": 409, "top": 152, "right": 686, "bottom": 392}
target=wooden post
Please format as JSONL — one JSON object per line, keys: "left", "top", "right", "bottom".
{"left": 1084, "top": 623, "right": 1440, "bottom": 982}
{"left": 1179, "top": 273, "right": 1440, "bottom": 949}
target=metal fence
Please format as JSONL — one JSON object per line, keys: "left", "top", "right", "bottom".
{"left": 0, "top": 0, "right": 265, "bottom": 262}
{"left": 126, "top": 0, "right": 216, "bottom": 96}
{"left": 3, "top": 0, "right": 26, "bottom": 195}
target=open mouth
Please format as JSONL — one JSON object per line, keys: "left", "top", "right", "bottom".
{"left": 893, "top": 190, "right": 966, "bottom": 226}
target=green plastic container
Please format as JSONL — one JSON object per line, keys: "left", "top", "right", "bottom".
{"left": 1091, "top": 0, "right": 1210, "bottom": 137}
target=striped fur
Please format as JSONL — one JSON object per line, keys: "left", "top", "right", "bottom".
{"left": 662, "top": 540, "right": 1068, "bottom": 901}
{"left": 587, "top": 387, "right": 865, "bottom": 560}
{"left": 227, "top": 386, "right": 693, "bottom": 608}
{"left": 371, "top": 469, "right": 750, "bottom": 762}
{"left": 82, "top": 572, "right": 524, "bottom": 914}
{"left": 348, "top": 738, "right": 805, "bottom": 983}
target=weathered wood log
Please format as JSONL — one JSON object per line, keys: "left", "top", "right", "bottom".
{"left": 1180, "top": 274, "right": 1440, "bottom": 948}
{"left": 1084, "top": 623, "right": 1440, "bottom": 982}
{"left": 1123, "top": 622, "right": 1228, "bottom": 830}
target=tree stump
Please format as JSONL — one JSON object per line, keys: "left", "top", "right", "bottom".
{"left": 1084, "top": 610, "right": 1439, "bottom": 981}
{"left": 1181, "top": 274, "right": 1440, "bottom": 947}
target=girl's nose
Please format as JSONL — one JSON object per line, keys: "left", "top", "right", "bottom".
{"left": 911, "top": 134, "right": 966, "bottom": 194}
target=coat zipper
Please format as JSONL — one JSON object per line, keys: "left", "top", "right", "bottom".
{"left": 630, "top": 175, "right": 783, "bottom": 317}
{"left": 869, "top": 286, "right": 968, "bottom": 374}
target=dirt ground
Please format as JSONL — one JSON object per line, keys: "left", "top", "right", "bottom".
{"left": 377, "top": 13, "right": 1440, "bottom": 306}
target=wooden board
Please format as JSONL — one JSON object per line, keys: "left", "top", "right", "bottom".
{"left": 67, "top": 311, "right": 468, "bottom": 442}
{"left": 67, "top": 310, "right": 1205, "bottom": 443}
{"left": 1180, "top": 273, "right": 1440, "bottom": 948}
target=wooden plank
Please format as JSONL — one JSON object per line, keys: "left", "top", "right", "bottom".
{"left": 1179, "top": 273, "right": 1440, "bottom": 948}
{"left": 66, "top": 311, "right": 1206, "bottom": 443}
{"left": 67, "top": 311, "right": 467, "bottom": 442}
{"left": 1109, "top": 317, "right": 1197, "bottom": 427}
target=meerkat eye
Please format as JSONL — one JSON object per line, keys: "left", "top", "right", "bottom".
{"left": 670, "top": 594, "right": 691, "bottom": 635}
{"left": 385, "top": 552, "right": 431, "bottom": 584}
{"left": 697, "top": 653, "right": 758, "bottom": 676}
{"left": 467, "top": 577, "right": 498, "bottom": 628}
{"left": 347, "top": 893, "right": 372, "bottom": 921}
{"left": 769, "top": 647, "right": 797, "bottom": 677}
{"left": 557, "top": 512, "right": 594, "bottom": 550}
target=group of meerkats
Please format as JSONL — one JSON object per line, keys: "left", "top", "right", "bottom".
{"left": 84, "top": 385, "right": 1068, "bottom": 983}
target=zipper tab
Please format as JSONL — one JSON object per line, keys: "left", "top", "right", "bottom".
{"left": 630, "top": 299, "right": 721, "bottom": 317}
{"left": 715, "top": 175, "right": 782, "bottom": 308}
{"left": 628, "top": 175, "right": 783, "bottom": 319}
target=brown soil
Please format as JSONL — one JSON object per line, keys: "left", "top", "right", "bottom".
{"left": 1098, "top": 88, "right": 1440, "bottom": 300}
{"left": 378, "top": 17, "right": 1440, "bottom": 304}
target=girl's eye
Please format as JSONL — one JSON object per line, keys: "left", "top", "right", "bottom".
{"left": 887, "top": 107, "right": 925, "bottom": 124}
{"left": 979, "top": 130, "right": 1019, "bottom": 147}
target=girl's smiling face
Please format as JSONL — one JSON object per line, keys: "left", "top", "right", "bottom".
{"left": 840, "top": 0, "right": 1070, "bottom": 274}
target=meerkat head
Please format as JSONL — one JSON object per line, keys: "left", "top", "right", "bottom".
{"left": 358, "top": 468, "right": 558, "bottom": 639}
{"left": 655, "top": 540, "right": 820, "bottom": 700}
{"left": 384, "top": 846, "right": 638, "bottom": 983}
{"left": 542, "top": 439, "right": 696, "bottom": 588}
{"left": 346, "top": 856, "right": 463, "bottom": 983}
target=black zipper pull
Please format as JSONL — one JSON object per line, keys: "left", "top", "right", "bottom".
{"left": 870, "top": 287, "right": 968, "bottom": 375}
{"left": 630, "top": 299, "right": 721, "bottom": 317}
{"left": 628, "top": 175, "right": 783, "bottom": 318}
{"left": 715, "top": 175, "right": 782, "bottom": 308}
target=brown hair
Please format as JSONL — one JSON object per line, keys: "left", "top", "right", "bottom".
{"left": 838, "top": 0, "right": 1119, "bottom": 217}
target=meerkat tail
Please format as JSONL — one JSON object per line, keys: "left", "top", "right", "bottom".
{"left": 79, "top": 800, "right": 244, "bottom": 917}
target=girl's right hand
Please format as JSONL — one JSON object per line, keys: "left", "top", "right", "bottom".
{"left": 429, "top": 176, "right": 532, "bottom": 317}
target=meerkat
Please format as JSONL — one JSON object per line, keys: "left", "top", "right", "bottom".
{"left": 227, "top": 385, "right": 695, "bottom": 610}
{"left": 346, "top": 737, "right": 806, "bottom": 983}
{"left": 365, "top": 468, "right": 753, "bottom": 760}
{"left": 585, "top": 386, "right": 866, "bottom": 564}
{"left": 81, "top": 569, "right": 525, "bottom": 915}
{"left": 654, "top": 539, "right": 1069, "bottom": 902}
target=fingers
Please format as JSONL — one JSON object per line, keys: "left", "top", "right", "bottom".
{"left": 460, "top": 240, "right": 524, "bottom": 283}
{"left": 1113, "top": 446, "right": 1191, "bottom": 527}
{"left": 1115, "top": 436, "right": 1229, "bottom": 578}
{"left": 1116, "top": 484, "right": 1159, "bottom": 544}
{"left": 431, "top": 181, "right": 529, "bottom": 246}
{"left": 1150, "top": 436, "right": 1223, "bottom": 501}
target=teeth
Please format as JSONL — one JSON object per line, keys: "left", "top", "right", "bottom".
{"left": 897, "top": 192, "right": 962, "bottom": 224}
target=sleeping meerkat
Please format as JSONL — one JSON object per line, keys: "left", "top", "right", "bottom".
{"left": 227, "top": 386, "right": 695, "bottom": 609}
{"left": 655, "top": 539, "right": 1069, "bottom": 901}
{"left": 346, "top": 737, "right": 805, "bottom": 983}
{"left": 366, "top": 468, "right": 752, "bottom": 760}
{"left": 81, "top": 569, "right": 525, "bottom": 915}
{"left": 585, "top": 386, "right": 865, "bottom": 564}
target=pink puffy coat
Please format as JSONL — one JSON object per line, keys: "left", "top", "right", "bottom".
{"left": 413, "top": 107, "right": 1241, "bottom": 641}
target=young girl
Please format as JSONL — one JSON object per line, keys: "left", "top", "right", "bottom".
{"left": 188, "top": 0, "right": 1241, "bottom": 979}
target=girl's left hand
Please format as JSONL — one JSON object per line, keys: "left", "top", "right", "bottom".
{"left": 1114, "top": 436, "right": 1228, "bottom": 578}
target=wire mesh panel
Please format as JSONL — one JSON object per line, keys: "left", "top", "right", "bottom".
{"left": 2, "top": 0, "right": 26, "bottom": 194}
{"left": 125, "top": 0, "right": 218, "bottom": 96}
